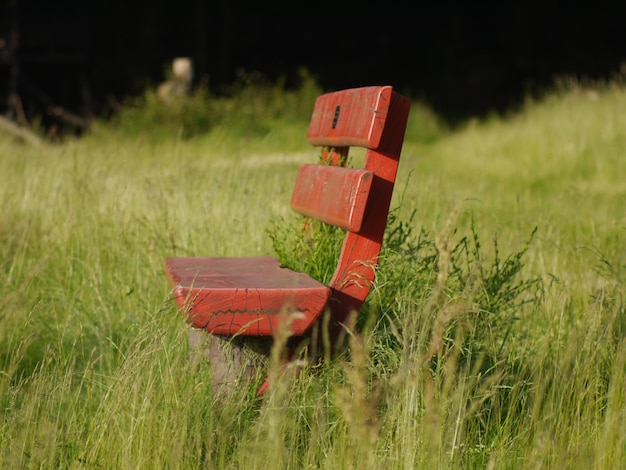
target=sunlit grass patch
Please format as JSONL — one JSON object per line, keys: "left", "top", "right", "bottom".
{"left": 0, "top": 76, "right": 625, "bottom": 468}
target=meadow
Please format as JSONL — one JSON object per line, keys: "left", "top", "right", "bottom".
{"left": 0, "top": 74, "right": 624, "bottom": 469}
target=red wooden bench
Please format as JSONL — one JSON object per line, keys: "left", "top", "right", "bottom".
{"left": 165, "top": 85, "right": 410, "bottom": 392}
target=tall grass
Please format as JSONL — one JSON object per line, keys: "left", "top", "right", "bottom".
{"left": 0, "top": 76, "right": 624, "bottom": 468}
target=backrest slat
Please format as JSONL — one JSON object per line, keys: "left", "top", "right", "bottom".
{"left": 291, "top": 165, "right": 373, "bottom": 232}
{"left": 306, "top": 86, "right": 392, "bottom": 149}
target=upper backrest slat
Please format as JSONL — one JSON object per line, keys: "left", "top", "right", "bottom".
{"left": 306, "top": 86, "right": 392, "bottom": 149}
{"left": 291, "top": 164, "right": 373, "bottom": 232}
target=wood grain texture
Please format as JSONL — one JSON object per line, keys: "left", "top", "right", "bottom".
{"left": 166, "top": 256, "right": 330, "bottom": 336}
{"left": 291, "top": 165, "right": 373, "bottom": 232}
{"left": 306, "top": 86, "right": 392, "bottom": 149}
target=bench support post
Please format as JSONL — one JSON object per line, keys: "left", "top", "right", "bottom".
{"left": 188, "top": 328, "right": 271, "bottom": 395}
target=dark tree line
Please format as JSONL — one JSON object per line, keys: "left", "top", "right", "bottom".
{"left": 2, "top": 0, "right": 626, "bottom": 128}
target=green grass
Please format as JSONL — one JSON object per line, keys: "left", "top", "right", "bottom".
{"left": 1, "top": 76, "right": 625, "bottom": 468}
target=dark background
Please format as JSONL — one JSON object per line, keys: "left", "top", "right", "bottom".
{"left": 2, "top": 0, "right": 626, "bottom": 125}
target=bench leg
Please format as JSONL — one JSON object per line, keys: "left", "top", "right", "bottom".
{"left": 188, "top": 327, "right": 271, "bottom": 396}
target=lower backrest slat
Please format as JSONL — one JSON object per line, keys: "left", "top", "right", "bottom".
{"left": 290, "top": 164, "right": 373, "bottom": 232}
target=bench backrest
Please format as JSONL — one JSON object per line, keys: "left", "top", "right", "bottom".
{"left": 291, "top": 86, "right": 410, "bottom": 327}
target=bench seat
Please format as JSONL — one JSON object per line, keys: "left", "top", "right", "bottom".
{"left": 165, "top": 256, "right": 330, "bottom": 336}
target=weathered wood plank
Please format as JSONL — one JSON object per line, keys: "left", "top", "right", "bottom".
{"left": 306, "top": 86, "right": 392, "bottom": 148}
{"left": 291, "top": 165, "right": 373, "bottom": 232}
{"left": 165, "top": 256, "right": 330, "bottom": 336}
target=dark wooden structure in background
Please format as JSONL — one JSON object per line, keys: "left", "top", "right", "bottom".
{"left": 3, "top": 1, "right": 625, "bottom": 131}
{"left": 0, "top": 1, "right": 91, "bottom": 136}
